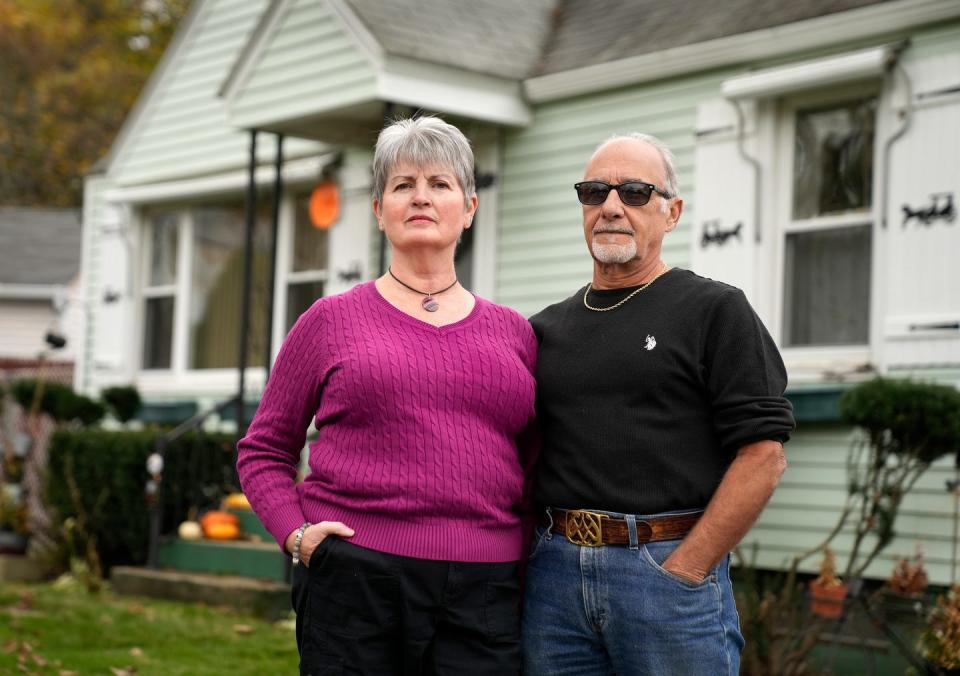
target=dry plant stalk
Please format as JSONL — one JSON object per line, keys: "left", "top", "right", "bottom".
{"left": 813, "top": 547, "right": 844, "bottom": 588}
{"left": 887, "top": 547, "right": 929, "bottom": 595}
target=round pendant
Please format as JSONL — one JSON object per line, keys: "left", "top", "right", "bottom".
{"left": 422, "top": 295, "right": 439, "bottom": 312}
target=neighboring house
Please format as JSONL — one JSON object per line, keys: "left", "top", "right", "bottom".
{"left": 0, "top": 207, "right": 83, "bottom": 365}
{"left": 79, "top": 0, "right": 960, "bottom": 582}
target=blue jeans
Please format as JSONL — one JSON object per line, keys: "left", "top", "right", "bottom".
{"left": 521, "top": 510, "right": 744, "bottom": 675}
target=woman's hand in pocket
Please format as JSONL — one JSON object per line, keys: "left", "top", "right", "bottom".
{"left": 286, "top": 522, "right": 355, "bottom": 566}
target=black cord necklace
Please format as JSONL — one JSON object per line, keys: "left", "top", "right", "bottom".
{"left": 387, "top": 267, "right": 458, "bottom": 312}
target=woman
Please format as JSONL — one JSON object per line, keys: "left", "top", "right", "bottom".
{"left": 236, "top": 116, "right": 537, "bottom": 675}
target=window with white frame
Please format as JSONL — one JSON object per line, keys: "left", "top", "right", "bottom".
{"left": 782, "top": 94, "right": 877, "bottom": 347}
{"left": 141, "top": 198, "right": 274, "bottom": 371}
{"left": 285, "top": 193, "right": 329, "bottom": 331}
{"left": 142, "top": 210, "right": 178, "bottom": 369}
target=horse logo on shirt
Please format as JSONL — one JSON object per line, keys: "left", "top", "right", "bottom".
{"left": 644, "top": 335, "right": 656, "bottom": 351}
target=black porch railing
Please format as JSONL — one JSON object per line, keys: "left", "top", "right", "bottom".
{"left": 145, "top": 395, "right": 242, "bottom": 569}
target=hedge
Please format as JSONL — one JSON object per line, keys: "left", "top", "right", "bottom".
{"left": 47, "top": 429, "right": 238, "bottom": 572}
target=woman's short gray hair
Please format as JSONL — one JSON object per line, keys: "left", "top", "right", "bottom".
{"left": 372, "top": 116, "right": 475, "bottom": 208}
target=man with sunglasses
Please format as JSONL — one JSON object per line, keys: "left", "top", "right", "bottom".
{"left": 522, "top": 134, "right": 794, "bottom": 675}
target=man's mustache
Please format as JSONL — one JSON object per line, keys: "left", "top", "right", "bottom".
{"left": 592, "top": 225, "right": 634, "bottom": 235}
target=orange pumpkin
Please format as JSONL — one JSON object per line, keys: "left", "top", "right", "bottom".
{"left": 223, "top": 492, "right": 252, "bottom": 511}
{"left": 200, "top": 511, "right": 240, "bottom": 540}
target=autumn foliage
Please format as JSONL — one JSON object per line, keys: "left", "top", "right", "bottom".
{"left": 0, "top": 0, "right": 189, "bottom": 207}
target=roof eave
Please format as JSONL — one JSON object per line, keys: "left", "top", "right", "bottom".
{"left": 524, "top": 0, "right": 960, "bottom": 102}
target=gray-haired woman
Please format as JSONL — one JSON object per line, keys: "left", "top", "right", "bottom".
{"left": 237, "top": 116, "right": 537, "bottom": 674}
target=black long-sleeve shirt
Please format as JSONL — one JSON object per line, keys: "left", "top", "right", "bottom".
{"left": 529, "top": 268, "right": 795, "bottom": 515}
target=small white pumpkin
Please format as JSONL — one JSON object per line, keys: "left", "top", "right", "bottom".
{"left": 178, "top": 520, "right": 203, "bottom": 541}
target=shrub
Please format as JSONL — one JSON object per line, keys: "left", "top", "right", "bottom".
{"left": 805, "top": 377, "right": 960, "bottom": 580}
{"left": 46, "top": 429, "right": 238, "bottom": 572}
{"left": 11, "top": 379, "right": 105, "bottom": 425}
{"left": 100, "top": 386, "right": 142, "bottom": 423}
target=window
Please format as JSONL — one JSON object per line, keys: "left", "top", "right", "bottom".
{"left": 142, "top": 211, "right": 178, "bottom": 369}
{"left": 140, "top": 197, "right": 275, "bottom": 371}
{"left": 782, "top": 96, "right": 876, "bottom": 347}
{"left": 189, "top": 204, "right": 272, "bottom": 369}
{"left": 285, "top": 194, "right": 329, "bottom": 330}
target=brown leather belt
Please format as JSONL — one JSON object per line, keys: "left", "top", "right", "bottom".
{"left": 542, "top": 508, "right": 702, "bottom": 547}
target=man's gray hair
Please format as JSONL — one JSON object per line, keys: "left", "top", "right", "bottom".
{"left": 598, "top": 133, "right": 680, "bottom": 201}
{"left": 373, "top": 116, "right": 475, "bottom": 208}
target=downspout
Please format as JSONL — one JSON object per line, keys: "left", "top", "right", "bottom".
{"left": 730, "top": 100, "right": 763, "bottom": 244}
{"left": 881, "top": 42, "right": 912, "bottom": 230}
{"left": 236, "top": 129, "right": 258, "bottom": 435}
{"left": 263, "top": 133, "right": 284, "bottom": 379}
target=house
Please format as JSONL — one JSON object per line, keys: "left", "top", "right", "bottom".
{"left": 79, "top": 0, "right": 960, "bottom": 582}
{"left": 0, "top": 207, "right": 83, "bottom": 375}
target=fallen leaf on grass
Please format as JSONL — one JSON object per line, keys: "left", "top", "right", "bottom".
{"left": 2, "top": 640, "right": 16, "bottom": 653}
{"left": 100, "top": 613, "right": 114, "bottom": 625}
{"left": 109, "top": 667, "right": 137, "bottom": 675}
{"left": 17, "top": 591, "right": 34, "bottom": 610}
{"left": 232, "top": 624, "right": 255, "bottom": 635}
{"left": 130, "top": 647, "right": 144, "bottom": 658}
{"left": 59, "top": 671, "right": 79, "bottom": 676}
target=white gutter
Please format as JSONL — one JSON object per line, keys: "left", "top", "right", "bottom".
{"left": 524, "top": 0, "right": 960, "bottom": 102}
{"left": 104, "top": 155, "right": 334, "bottom": 204}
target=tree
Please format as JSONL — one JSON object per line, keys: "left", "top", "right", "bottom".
{"left": 0, "top": 0, "right": 190, "bottom": 207}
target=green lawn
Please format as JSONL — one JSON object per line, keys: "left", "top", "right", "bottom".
{"left": 0, "top": 579, "right": 299, "bottom": 675}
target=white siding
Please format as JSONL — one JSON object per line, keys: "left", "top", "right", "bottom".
{"left": 227, "top": 0, "right": 378, "bottom": 130}
{"left": 0, "top": 301, "right": 58, "bottom": 359}
{"left": 78, "top": 175, "right": 134, "bottom": 394}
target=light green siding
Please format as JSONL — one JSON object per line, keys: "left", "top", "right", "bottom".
{"left": 229, "top": 0, "right": 378, "bottom": 129}
{"left": 110, "top": 0, "right": 323, "bottom": 187}
{"left": 496, "top": 74, "right": 726, "bottom": 316}
{"left": 747, "top": 414, "right": 960, "bottom": 586}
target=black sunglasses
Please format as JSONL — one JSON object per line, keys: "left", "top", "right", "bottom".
{"left": 574, "top": 181, "right": 673, "bottom": 207}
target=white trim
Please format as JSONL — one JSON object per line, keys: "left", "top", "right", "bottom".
{"left": 137, "top": 368, "right": 265, "bottom": 398}
{"left": 378, "top": 57, "right": 531, "bottom": 127}
{"left": 104, "top": 155, "right": 332, "bottom": 205}
{"left": 774, "top": 89, "right": 881, "bottom": 356}
{"left": 0, "top": 284, "right": 64, "bottom": 301}
{"left": 721, "top": 46, "right": 891, "bottom": 100}
{"left": 784, "top": 213, "right": 874, "bottom": 234}
{"left": 326, "top": 0, "right": 385, "bottom": 69}
{"left": 218, "top": 0, "right": 291, "bottom": 101}
{"left": 524, "top": 0, "right": 960, "bottom": 102}
{"left": 471, "top": 136, "right": 502, "bottom": 300}
{"left": 171, "top": 211, "right": 192, "bottom": 373}
{"left": 272, "top": 195, "right": 294, "bottom": 362}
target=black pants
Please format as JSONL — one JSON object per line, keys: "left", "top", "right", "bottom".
{"left": 291, "top": 537, "right": 521, "bottom": 675}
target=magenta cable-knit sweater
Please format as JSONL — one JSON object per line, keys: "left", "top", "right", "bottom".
{"left": 236, "top": 281, "right": 538, "bottom": 562}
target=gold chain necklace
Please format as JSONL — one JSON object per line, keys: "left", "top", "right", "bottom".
{"left": 582, "top": 264, "right": 669, "bottom": 312}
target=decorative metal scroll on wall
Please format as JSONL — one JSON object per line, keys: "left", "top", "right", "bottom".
{"left": 901, "top": 192, "right": 955, "bottom": 228}
{"left": 700, "top": 219, "right": 743, "bottom": 248}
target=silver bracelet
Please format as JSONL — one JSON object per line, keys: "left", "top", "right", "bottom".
{"left": 291, "top": 522, "right": 311, "bottom": 566}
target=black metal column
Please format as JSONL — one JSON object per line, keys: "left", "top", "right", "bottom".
{"left": 236, "top": 129, "right": 258, "bottom": 436}
{"left": 264, "top": 133, "right": 284, "bottom": 379}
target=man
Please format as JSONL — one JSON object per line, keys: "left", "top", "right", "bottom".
{"left": 522, "top": 134, "right": 795, "bottom": 675}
